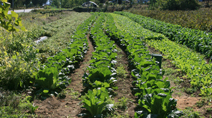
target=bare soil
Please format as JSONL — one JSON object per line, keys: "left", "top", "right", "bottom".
{"left": 113, "top": 44, "right": 137, "bottom": 118}
{"left": 34, "top": 32, "right": 94, "bottom": 118}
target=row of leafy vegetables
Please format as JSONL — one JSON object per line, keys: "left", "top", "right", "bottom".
{"left": 33, "top": 14, "right": 96, "bottom": 98}
{"left": 103, "top": 13, "right": 183, "bottom": 117}
{"left": 80, "top": 13, "right": 118, "bottom": 117}
{"left": 113, "top": 13, "right": 212, "bottom": 96}
{"left": 115, "top": 12, "right": 212, "bottom": 59}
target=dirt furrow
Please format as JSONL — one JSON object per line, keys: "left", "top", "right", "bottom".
{"left": 113, "top": 44, "right": 137, "bottom": 118}
{"left": 34, "top": 33, "right": 94, "bottom": 118}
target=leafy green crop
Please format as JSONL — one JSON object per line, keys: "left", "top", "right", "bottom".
{"left": 104, "top": 13, "right": 182, "bottom": 117}
{"left": 112, "top": 12, "right": 212, "bottom": 96}
{"left": 83, "top": 13, "right": 117, "bottom": 90}
{"left": 82, "top": 87, "right": 111, "bottom": 117}
{"left": 147, "top": 38, "right": 212, "bottom": 96}
{"left": 34, "top": 14, "right": 97, "bottom": 97}
{"left": 80, "top": 13, "right": 117, "bottom": 117}
{"left": 116, "top": 12, "right": 212, "bottom": 58}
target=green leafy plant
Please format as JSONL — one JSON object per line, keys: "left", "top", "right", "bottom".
{"left": 181, "top": 107, "right": 201, "bottom": 118}
{"left": 19, "top": 96, "right": 38, "bottom": 114}
{"left": 117, "top": 97, "right": 129, "bottom": 110}
{"left": 116, "top": 65, "right": 127, "bottom": 78}
{"left": 82, "top": 87, "right": 111, "bottom": 117}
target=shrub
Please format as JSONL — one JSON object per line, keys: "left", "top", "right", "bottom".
{"left": 149, "top": 0, "right": 200, "bottom": 10}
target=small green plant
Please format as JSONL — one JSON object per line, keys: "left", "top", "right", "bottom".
{"left": 19, "top": 96, "right": 39, "bottom": 114}
{"left": 117, "top": 97, "right": 129, "bottom": 110}
{"left": 116, "top": 65, "right": 127, "bottom": 78}
{"left": 106, "top": 111, "right": 130, "bottom": 118}
{"left": 69, "top": 89, "right": 80, "bottom": 99}
{"left": 195, "top": 99, "right": 206, "bottom": 108}
{"left": 184, "top": 87, "right": 197, "bottom": 94}
{"left": 182, "top": 107, "right": 201, "bottom": 118}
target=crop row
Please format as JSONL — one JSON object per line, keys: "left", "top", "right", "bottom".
{"left": 115, "top": 12, "right": 212, "bottom": 58}
{"left": 129, "top": 9, "right": 212, "bottom": 32}
{"left": 112, "top": 13, "right": 212, "bottom": 96}
{"left": 80, "top": 13, "right": 117, "bottom": 117}
{"left": 147, "top": 38, "right": 212, "bottom": 96}
{"left": 42, "top": 13, "right": 82, "bottom": 37}
{"left": 36, "top": 13, "right": 91, "bottom": 59}
{"left": 33, "top": 14, "right": 97, "bottom": 97}
{"left": 104, "top": 13, "right": 182, "bottom": 117}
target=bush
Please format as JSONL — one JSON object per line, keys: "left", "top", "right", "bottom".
{"left": 149, "top": 0, "right": 200, "bottom": 10}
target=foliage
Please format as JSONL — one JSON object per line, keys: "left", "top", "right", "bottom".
{"left": 104, "top": 13, "right": 183, "bottom": 117}
{"left": 83, "top": 13, "right": 118, "bottom": 91}
{"left": 0, "top": 11, "right": 90, "bottom": 90}
{"left": 127, "top": 8, "right": 212, "bottom": 33}
{"left": 181, "top": 107, "right": 201, "bottom": 118}
{"left": 117, "top": 97, "right": 129, "bottom": 109}
{"left": 0, "top": 0, "right": 25, "bottom": 31}
{"left": 115, "top": 12, "right": 212, "bottom": 96}
{"left": 81, "top": 13, "right": 117, "bottom": 117}
{"left": 0, "top": 11, "right": 92, "bottom": 116}
{"left": 0, "top": 90, "right": 37, "bottom": 117}
{"left": 34, "top": 14, "right": 95, "bottom": 96}
{"left": 50, "top": 0, "right": 108, "bottom": 8}
{"left": 50, "top": 0, "right": 87, "bottom": 8}
{"left": 117, "top": 12, "right": 212, "bottom": 58}
{"left": 146, "top": 38, "right": 212, "bottom": 96}
{"left": 116, "top": 65, "right": 127, "bottom": 78}
{"left": 32, "top": 0, "right": 48, "bottom": 6}
{"left": 82, "top": 87, "right": 111, "bottom": 117}
{"left": 37, "top": 12, "right": 91, "bottom": 59}
{"left": 149, "top": 0, "right": 200, "bottom": 10}
{"left": 8, "top": 0, "right": 29, "bottom": 8}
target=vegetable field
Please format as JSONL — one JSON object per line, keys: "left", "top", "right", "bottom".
{"left": 127, "top": 8, "right": 212, "bottom": 33}
{"left": 1, "top": 10, "right": 212, "bottom": 117}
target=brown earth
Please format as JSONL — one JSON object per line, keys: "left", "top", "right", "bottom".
{"left": 34, "top": 32, "right": 94, "bottom": 118}
{"left": 113, "top": 44, "right": 137, "bottom": 117}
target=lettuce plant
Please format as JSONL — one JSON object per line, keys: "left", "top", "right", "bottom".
{"left": 82, "top": 87, "right": 111, "bottom": 117}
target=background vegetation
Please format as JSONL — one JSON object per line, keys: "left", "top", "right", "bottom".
{"left": 148, "top": 0, "right": 200, "bottom": 10}
{"left": 127, "top": 8, "right": 212, "bottom": 32}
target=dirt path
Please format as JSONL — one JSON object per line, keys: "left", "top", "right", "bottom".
{"left": 34, "top": 33, "right": 94, "bottom": 118}
{"left": 113, "top": 44, "right": 137, "bottom": 117}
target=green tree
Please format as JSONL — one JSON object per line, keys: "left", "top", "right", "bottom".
{"left": 8, "top": 0, "right": 26, "bottom": 8}
{"left": 23, "top": 0, "right": 31, "bottom": 6}
{"left": 32, "top": 0, "right": 47, "bottom": 6}
{"left": 150, "top": 0, "right": 200, "bottom": 10}
{"left": 51, "top": 0, "right": 60, "bottom": 7}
